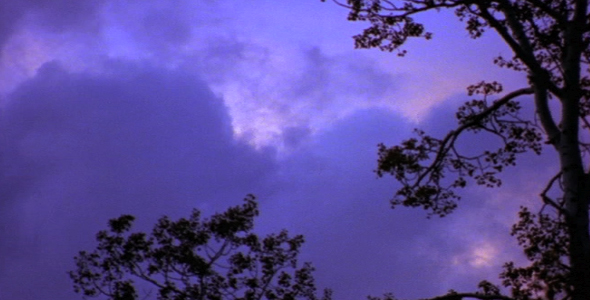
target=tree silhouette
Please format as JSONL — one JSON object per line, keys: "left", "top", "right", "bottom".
{"left": 70, "top": 195, "right": 331, "bottom": 300}
{"left": 325, "top": 1, "right": 590, "bottom": 300}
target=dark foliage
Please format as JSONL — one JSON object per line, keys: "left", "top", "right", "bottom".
{"left": 70, "top": 195, "right": 331, "bottom": 300}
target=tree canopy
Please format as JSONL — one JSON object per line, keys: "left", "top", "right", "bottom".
{"left": 70, "top": 195, "right": 331, "bottom": 300}
{"left": 325, "top": 1, "right": 590, "bottom": 300}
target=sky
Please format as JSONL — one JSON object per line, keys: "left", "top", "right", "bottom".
{"left": 0, "top": 1, "right": 561, "bottom": 300}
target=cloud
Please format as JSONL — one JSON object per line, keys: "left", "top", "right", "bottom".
{"left": 0, "top": 60, "right": 276, "bottom": 299}
{"left": 253, "top": 108, "right": 460, "bottom": 299}
{"left": 0, "top": 0, "right": 102, "bottom": 50}
{"left": 0, "top": 0, "right": 404, "bottom": 150}
{"left": 0, "top": 0, "right": 107, "bottom": 97}
{"left": 0, "top": 2, "right": 560, "bottom": 300}
{"left": 195, "top": 44, "right": 402, "bottom": 147}
{"left": 0, "top": 59, "right": 556, "bottom": 300}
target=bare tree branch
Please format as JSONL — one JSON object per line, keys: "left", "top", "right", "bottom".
{"left": 540, "top": 171, "right": 567, "bottom": 215}
{"left": 533, "top": 85, "right": 561, "bottom": 145}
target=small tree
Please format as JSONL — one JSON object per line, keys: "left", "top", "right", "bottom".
{"left": 70, "top": 195, "right": 331, "bottom": 300}
{"left": 324, "top": 0, "right": 590, "bottom": 300}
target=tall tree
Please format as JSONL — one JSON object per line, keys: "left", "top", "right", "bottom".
{"left": 325, "top": 1, "right": 590, "bottom": 300}
{"left": 70, "top": 195, "right": 331, "bottom": 300}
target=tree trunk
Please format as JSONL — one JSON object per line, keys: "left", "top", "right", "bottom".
{"left": 566, "top": 184, "right": 590, "bottom": 300}
{"left": 559, "top": 92, "right": 590, "bottom": 300}
{"left": 559, "top": 3, "right": 589, "bottom": 298}
{"left": 562, "top": 164, "right": 590, "bottom": 300}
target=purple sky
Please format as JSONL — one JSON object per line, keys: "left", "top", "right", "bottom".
{"left": 0, "top": 1, "right": 560, "bottom": 300}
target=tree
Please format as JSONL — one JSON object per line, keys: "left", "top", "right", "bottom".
{"left": 323, "top": 1, "right": 590, "bottom": 300}
{"left": 70, "top": 195, "right": 331, "bottom": 300}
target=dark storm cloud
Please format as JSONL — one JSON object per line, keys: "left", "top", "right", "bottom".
{"left": 256, "top": 109, "right": 456, "bottom": 300}
{"left": 0, "top": 0, "right": 102, "bottom": 50}
{"left": 292, "top": 111, "right": 466, "bottom": 299}
{"left": 0, "top": 61, "right": 276, "bottom": 299}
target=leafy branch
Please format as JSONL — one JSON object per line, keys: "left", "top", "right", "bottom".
{"left": 70, "top": 196, "right": 331, "bottom": 300}
{"left": 376, "top": 85, "right": 536, "bottom": 217}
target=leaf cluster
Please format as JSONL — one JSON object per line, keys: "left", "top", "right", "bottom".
{"left": 70, "top": 195, "right": 331, "bottom": 300}
{"left": 500, "top": 207, "right": 570, "bottom": 300}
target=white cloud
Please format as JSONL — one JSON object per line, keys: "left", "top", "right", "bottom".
{"left": 451, "top": 241, "right": 498, "bottom": 268}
